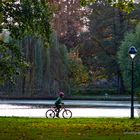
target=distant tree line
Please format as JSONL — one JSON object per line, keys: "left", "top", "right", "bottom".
{"left": 0, "top": 0, "right": 140, "bottom": 97}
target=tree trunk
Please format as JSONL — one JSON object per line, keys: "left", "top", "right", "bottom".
{"left": 117, "top": 68, "right": 125, "bottom": 94}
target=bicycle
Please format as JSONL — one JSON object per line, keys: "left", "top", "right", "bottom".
{"left": 45, "top": 104, "right": 72, "bottom": 118}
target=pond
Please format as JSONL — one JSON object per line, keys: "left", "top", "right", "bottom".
{"left": 0, "top": 100, "right": 139, "bottom": 118}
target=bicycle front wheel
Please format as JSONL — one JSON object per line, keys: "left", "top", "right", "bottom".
{"left": 45, "top": 109, "right": 55, "bottom": 118}
{"left": 62, "top": 109, "right": 72, "bottom": 119}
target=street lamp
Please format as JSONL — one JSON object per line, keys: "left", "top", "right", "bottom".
{"left": 128, "top": 46, "right": 137, "bottom": 119}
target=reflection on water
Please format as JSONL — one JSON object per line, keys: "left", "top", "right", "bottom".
{"left": 0, "top": 104, "right": 31, "bottom": 109}
{"left": 0, "top": 104, "right": 139, "bottom": 118}
{"left": 0, "top": 100, "right": 140, "bottom": 108}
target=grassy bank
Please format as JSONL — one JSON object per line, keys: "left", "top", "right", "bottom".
{"left": 0, "top": 117, "right": 140, "bottom": 140}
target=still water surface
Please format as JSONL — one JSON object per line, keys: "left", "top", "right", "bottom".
{"left": 0, "top": 100, "right": 139, "bottom": 118}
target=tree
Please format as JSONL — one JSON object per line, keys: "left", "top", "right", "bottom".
{"left": 80, "top": 0, "right": 135, "bottom": 13}
{"left": 118, "top": 23, "right": 140, "bottom": 92}
{"left": 0, "top": 0, "right": 52, "bottom": 84}
{"left": 68, "top": 50, "right": 89, "bottom": 87}
{"left": 78, "top": 1, "right": 128, "bottom": 93}
{"left": 49, "top": 0, "right": 88, "bottom": 49}
{"left": 0, "top": 28, "right": 28, "bottom": 84}
{"left": 1, "top": 0, "right": 52, "bottom": 42}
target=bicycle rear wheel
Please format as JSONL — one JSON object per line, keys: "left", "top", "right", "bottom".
{"left": 45, "top": 109, "right": 55, "bottom": 118}
{"left": 62, "top": 109, "right": 72, "bottom": 119}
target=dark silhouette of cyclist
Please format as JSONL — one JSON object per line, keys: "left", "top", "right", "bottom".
{"left": 55, "top": 92, "right": 64, "bottom": 118}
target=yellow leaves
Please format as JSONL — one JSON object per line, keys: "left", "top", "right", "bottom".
{"left": 69, "top": 54, "right": 89, "bottom": 86}
{"left": 0, "top": 33, "right": 4, "bottom": 42}
{"left": 80, "top": 0, "right": 96, "bottom": 6}
{"left": 113, "top": 0, "right": 135, "bottom": 13}
{"left": 80, "top": 0, "right": 135, "bottom": 13}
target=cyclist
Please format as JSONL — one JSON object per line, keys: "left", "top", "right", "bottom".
{"left": 55, "top": 92, "right": 64, "bottom": 118}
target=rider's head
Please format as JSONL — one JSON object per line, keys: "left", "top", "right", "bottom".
{"left": 59, "top": 92, "right": 64, "bottom": 98}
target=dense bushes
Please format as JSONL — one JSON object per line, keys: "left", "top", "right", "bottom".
{"left": 71, "top": 88, "right": 119, "bottom": 96}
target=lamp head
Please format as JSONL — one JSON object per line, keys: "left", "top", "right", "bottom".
{"left": 128, "top": 46, "right": 137, "bottom": 59}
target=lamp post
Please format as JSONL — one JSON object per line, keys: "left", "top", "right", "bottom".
{"left": 128, "top": 46, "right": 137, "bottom": 119}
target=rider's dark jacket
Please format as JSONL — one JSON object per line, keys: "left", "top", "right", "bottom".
{"left": 55, "top": 97, "right": 62, "bottom": 106}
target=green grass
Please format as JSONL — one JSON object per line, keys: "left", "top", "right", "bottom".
{"left": 0, "top": 117, "right": 140, "bottom": 140}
